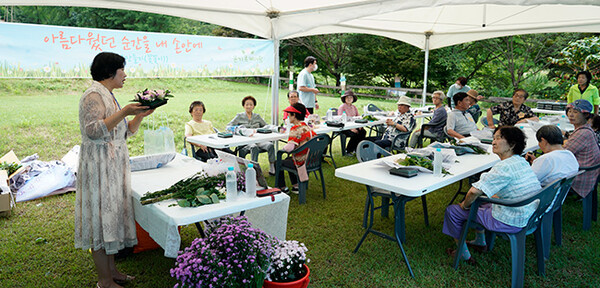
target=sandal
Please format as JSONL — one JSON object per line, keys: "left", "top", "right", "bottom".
{"left": 113, "top": 275, "right": 135, "bottom": 285}
{"left": 446, "top": 248, "right": 477, "bottom": 266}
{"left": 466, "top": 241, "right": 488, "bottom": 253}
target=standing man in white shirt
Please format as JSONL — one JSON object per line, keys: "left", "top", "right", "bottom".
{"left": 297, "top": 56, "right": 319, "bottom": 114}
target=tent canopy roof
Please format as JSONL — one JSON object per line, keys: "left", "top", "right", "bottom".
{"left": 6, "top": 0, "right": 600, "bottom": 49}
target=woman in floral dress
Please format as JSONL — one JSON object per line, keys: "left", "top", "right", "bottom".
{"left": 75, "top": 52, "right": 154, "bottom": 288}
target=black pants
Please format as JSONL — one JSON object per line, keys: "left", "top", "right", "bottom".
{"left": 276, "top": 157, "right": 299, "bottom": 188}
{"left": 366, "top": 136, "right": 392, "bottom": 149}
{"left": 342, "top": 128, "right": 366, "bottom": 153}
{"left": 306, "top": 107, "right": 314, "bottom": 114}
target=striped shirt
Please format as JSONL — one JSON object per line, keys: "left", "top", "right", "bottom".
{"left": 473, "top": 155, "right": 542, "bottom": 228}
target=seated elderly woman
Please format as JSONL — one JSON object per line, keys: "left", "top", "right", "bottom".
{"left": 525, "top": 125, "right": 578, "bottom": 186}
{"left": 366, "top": 95, "right": 415, "bottom": 150}
{"left": 409, "top": 90, "right": 447, "bottom": 147}
{"left": 227, "top": 95, "right": 276, "bottom": 174}
{"left": 185, "top": 101, "right": 233, "bottom": 161}
{"left": 337, "top": 90, "right": 366, "bottom": 155}
{"left": 443, "top": 126, "right": 541, "bottom": 264}
{"left": 277, "top": 102, "right": 317, "bottom": 193}
{"left": 564, "top": 99, "right": 600, "bottom": 199}
{"left": 485, "top": 89, "right": 538, "bottom": 129}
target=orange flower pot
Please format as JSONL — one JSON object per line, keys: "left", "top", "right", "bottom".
{"left": 263, "top": 264, "right": 310, "bottom": 288}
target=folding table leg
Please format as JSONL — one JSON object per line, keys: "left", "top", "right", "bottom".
{"left": 393, "top": 194, "right": 415, "bottom": 278}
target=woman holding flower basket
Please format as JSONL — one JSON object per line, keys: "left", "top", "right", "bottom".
{"left": 75, "top": 52, "right": 154, "bottom": 288}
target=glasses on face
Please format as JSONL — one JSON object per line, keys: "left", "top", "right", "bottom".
{"left": 513, "top": 94, "right": 526, "bottom": 99}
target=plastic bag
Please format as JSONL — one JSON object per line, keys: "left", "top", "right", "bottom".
{"left": 130, "top": 152, "right": 176, "bottom": 172}
{"left": 15, "top": 164, "right": 74, "bottom": 202}
{"left": 144, "top": 114, "right": 176, "bottom": 155}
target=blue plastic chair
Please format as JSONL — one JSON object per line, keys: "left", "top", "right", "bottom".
{"left": 274, "top": 134, "right": 330, "bottom": 204}
{"left": 480, "top": 117, "right": 499, "bottom": 127}
{"left": 453, "top": 179, "right": 563, "bottom": 288}
{"left": 416, "top": 119, "right": 448, "bottom": 148}
{"left": 578, "top": 163, "right": 600, "bottom": 230}
{"left": 540, "top": 174, "right": 577, "bottom": 260}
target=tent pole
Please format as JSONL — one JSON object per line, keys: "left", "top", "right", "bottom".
{"left": 271, "top": 38, "right": 280, "bottom": 126}
{"left": 422, "top": 32, "right": 432, "bottom": 107}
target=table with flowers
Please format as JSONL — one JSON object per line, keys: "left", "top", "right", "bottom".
{"left": 130, "top": 154, "right": 290, "bottom": 258}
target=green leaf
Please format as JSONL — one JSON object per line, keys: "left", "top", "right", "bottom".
{"left": 197, "top": 195, "right": 212, "bottom": 204}
{"left": 210, "top": 193, "right": 219, "bottom": 204}
{"left": 178, "top": 199, "right": 190, "bottom": 207}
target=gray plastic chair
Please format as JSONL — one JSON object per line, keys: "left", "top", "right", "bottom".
{"left": 454, "top": 178, "right": 563, "bottom": 288}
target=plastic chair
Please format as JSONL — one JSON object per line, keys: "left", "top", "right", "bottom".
{"left": 416, "top": 119, "right": 448, "bottom": 148}
{"left": 453, "top": 179, "right": 563, "bottom": 288}
{"left": 481, "top": 117, "right": 499, "bottom": 127}
{"left": 274, "top": 134, "right": 330, "bottom": 204}
{"left": 578, "top": 163, "right": 600, "bottom": 230}
{"left": 185, "top": 128, "right": 235, "bottom": 161}
{"left": 356, "top": 140, "right": 429, "bottom": 229}
{"left": 540, "top": 174, "right": 577, "bottom": 260}
{"left": 366, "top": 103, "right": 383, "bottom": 112}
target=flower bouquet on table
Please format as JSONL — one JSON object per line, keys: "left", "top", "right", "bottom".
{"left": 132, "top": 88, "right": 173, "bottom": 109}
{"left": 264, "top": 240, "right": 310, "bottom": 288}
{"left": 170, "top": 215, "right": 277, "bottom": 288}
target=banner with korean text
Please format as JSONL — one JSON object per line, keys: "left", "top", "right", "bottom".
{"left": 0, "top": 22, "right": 274, "bottom": 78}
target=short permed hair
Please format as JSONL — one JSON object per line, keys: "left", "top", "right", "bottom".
{"left": 90, "top": 52, "right": 125, "bottom": 81}
{"left": 494, "top": 126, "right": 527, "bottom": 156}
{"left": 242, "top": 95, "right": 256, "bottom": 107}
{"left": 189, "top": 101, "right": 206, "bottom": 114}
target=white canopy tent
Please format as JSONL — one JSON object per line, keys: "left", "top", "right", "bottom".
{"left": 7, "top": 0, "right": 600, "bottom": 122}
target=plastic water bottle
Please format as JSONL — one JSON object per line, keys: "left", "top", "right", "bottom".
{"left": 226, "top": 167, "right": 238, "bottom": 202}
{"left": 433, "top": 148, "right": 442, "bottom": 177}
{"left": 244, "top": 163, "right": 257, "bottom": 199}
{"left": 326, "top": 109, "right": 333, "bottom": 121}
{"left": 341, "top": 111, "right": 348, "bottom": 123}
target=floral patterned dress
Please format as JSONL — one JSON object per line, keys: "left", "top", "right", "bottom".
{"left": 74, "top": 81, "right": 137, "bottom": 254}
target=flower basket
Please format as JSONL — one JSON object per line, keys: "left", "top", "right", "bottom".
{"left": 132, "top": 89, "right": 173, "bottom": 109}
{"left": 263, "top": 264, "right": 310, "bottom": 288}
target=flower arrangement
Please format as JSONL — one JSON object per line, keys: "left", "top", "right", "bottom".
{"left": 171, "top": 215, "right": 277, "bottom": 288}
{"left": 132, "top": 88, "right": 173, "bottom": 109}
{"left": 266, "top": 240, "right": 310, "bottom": 282}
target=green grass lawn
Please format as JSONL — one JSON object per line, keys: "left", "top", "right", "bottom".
{"left": 0, "top": 78, "right": 598, "bottom": 287}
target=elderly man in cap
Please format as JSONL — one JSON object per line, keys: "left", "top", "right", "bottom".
{"left": 337, "top": 90, "right": 366, "bottom": 155}
{"left": 446, "top": 92, "right": 479, "bottom": 139}
{"left": 367, "top": 95, "right": 415, "bottom": 149}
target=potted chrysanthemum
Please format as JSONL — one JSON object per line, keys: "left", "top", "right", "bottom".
{"left": 170, "top": 215, "right": 277, "bottom": 288}
{"left": 263, "top": 240, "right": 310, "bottom": 288}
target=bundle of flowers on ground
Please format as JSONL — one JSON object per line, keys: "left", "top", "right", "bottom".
{"left": 171, "top": 215, "right": 277, "bottom": 288}
{"left": 132, "top": 88, "right": 173, "bottom": 109}
{"left": 266, "top": 240, "right": 310, "bottom": 282}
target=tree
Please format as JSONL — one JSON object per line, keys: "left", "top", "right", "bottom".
{"left": 287, "top": 34, "right": 351, "bottom": 86}
{"left": 548, "top": 36, "right": 600, "bottom": 86}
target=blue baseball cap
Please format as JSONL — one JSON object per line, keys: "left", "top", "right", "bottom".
{"left": 566, "top": 99, "right": 593, "bottom": 113}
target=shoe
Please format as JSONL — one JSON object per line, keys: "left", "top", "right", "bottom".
{"left": 291, "top": 186, "right": 299, "bottom": 195}
{"left": 279, "top": 187, "right": 290, "bottom": 194}
{"left": 446, "top": 248, "right": 476, "bottom": 266}
{"left": 466, "top": 241, "right": 488, "bottom": 253}
{"left": 345, "top": 151, "right": 356, "bottom": 157}
{"left": 113, "top": 275, "right": 135, "bottom": 285}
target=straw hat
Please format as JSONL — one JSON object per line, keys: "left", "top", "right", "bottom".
{"left": 466, "top": 89, "right": 481, "bottom": 103}
{"left": 396, "top": 95, "right": 412, "bottom": 107}
{"left": 340, "top": 90, "right": 357, "bottom": 103}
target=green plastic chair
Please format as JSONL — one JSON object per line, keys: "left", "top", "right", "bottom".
{"left": 453, "top": 178, "right": 563, "bottom": 288}
{"left": 274, "top": 134, "right": 330, "bottom": 204}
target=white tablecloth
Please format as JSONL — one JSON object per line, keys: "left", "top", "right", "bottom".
{"left": 131, "top": 154, "right": 290, "bottom": 258}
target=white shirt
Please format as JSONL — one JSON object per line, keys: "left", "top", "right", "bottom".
{"left": 531, "top": 149, "right": 579, "bottom": 187}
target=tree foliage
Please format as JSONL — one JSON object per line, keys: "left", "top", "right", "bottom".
{"left": 548, "top": 36, "right": 600, "bottom": 84}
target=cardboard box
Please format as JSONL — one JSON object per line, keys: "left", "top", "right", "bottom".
{"left": 0, "top": 150, "right": 25, "bottom": 180}
{"left": 0, "top": 170, "right": 12, "bottom": 217}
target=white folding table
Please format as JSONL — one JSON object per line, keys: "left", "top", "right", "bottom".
{"left": 131, "top": 154, "right": 290, "bottom": 258}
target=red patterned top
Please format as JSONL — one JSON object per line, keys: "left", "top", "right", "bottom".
{"left": 288, "top": 122, "right": 316, "bottom": 166}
